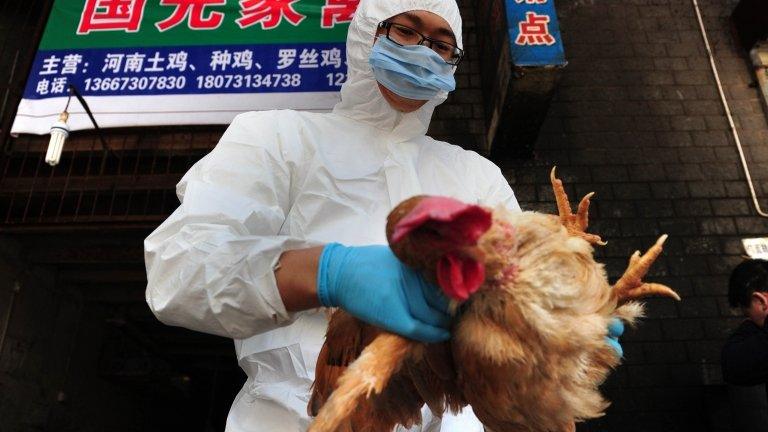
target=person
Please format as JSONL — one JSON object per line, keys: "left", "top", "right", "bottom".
{"left": 722, "top": 258, "right": 768, "bottom": 387}
{"left": 721, "top": 259, "right": 768, "bottom": 432}
{"left": 144, "top": 0, "right": 521, "bottom": 430}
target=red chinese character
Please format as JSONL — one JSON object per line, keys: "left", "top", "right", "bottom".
{"left": 155, "top": 0, "right": 226, "bottom": 31}
{"left": 77, "top": 0, "right": 146, "bottom": 34}
{"left": 321, "top": 0, "right": 359, "bottom": 28}
{"left": 236, "top": 0, "right": 305, "bottom": 30}
{"left": 515, "top": 12, "right": 555, "bottom": 46}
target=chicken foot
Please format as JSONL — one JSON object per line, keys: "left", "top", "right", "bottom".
{"left": 549, "top": 167, "right": 606, "bottom": 246}
{"left": 612, "top": 234, "right": 681, "bottom": 304}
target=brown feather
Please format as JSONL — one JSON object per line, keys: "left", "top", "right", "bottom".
{"left": 309, "top": 310, "right": 369, "bottom": 416}
{"left": 308, "top": 333, "right": 415, "bottom": 432}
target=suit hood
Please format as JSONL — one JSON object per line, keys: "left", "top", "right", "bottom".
{"left": 332, "top": 0, "right": 463, "bottom": 142}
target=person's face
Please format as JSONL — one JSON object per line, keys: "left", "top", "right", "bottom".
{"left": 373, "top": 10, "right": 457, "bottom": 113}
{"left": 745, "top": 291, "right": 768, "bottom": 327}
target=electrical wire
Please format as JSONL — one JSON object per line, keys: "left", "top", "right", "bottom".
{"left": 67, "top": 84, "right": 120, "bottom": 161}
{"left": 63, "top": 91, "right": 72, "bottom": 113}
{"left": 64, "top": 84, "right": 120, "bottom": 164}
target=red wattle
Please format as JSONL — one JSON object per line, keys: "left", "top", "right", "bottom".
{"left": 437, "top": 252, "right": 485, "bottom": 301}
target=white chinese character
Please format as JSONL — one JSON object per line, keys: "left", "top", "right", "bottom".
{"left": 298, "top": 48, "right": 319, "bottom": 69}
{"left": 167, "top": 51, "right": 190, "bottom": 71}
{"left": 60, "top": 54, "right": 83, "bottom": 75}
{"left": 210, "top": 50, "right": 232, "bottom": 71}
{"left": 276, "top": 48, "right": 296, "bottom": 69}
{"left": 51, "top": 77, "right": 68, "bottom": 94}
{"left": 124, "top": 52, "right": 146, "bottom": 73}
{"left": 36, "top": 79, "right": 50, "bottom": 95}
{"left": 320, "top": 48, "right": 342, "bottom": 68}
{"left": 102, "top": 53, "right": 124, "bottom": 73}
{"left": 232, "top": 49, "right": 253, "bottom": 70}
{"left": 35, "top": 78, "right": 51, "bottom": 94}
{"left": 144, "top": 52, "right": 165, "bottom": 72}
{"left": 39, "top": 55, "right": 61, "bottom": 75}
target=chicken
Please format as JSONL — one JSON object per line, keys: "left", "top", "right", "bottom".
{"left": 308, "top": 167, "right": 681, "bottom": 432}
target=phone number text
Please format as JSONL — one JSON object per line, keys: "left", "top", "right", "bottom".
{"left": 83, "top": 76, "right": 187, "bottom": 92}
{"left": 79, "top": 73, "right": 345, "bottom": 94}
{"left": 196, "top": 73, "right": 303, "bottom": 89}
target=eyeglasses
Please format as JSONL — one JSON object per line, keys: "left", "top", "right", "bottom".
{"left": 377, "top": 21, "right": 464, "bottom": 66}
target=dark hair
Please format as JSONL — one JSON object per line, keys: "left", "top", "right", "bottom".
{"left": 728, "top": 259, "right": 768, "bottom": 308}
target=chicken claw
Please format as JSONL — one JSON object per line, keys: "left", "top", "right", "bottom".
{"left": 550, "top": 167, "right": 606, "bottom": 246}
{"left": 613, "top": 234, "right": 681, "bottom": 303}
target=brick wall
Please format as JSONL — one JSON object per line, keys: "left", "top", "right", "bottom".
{"left": 496, "top": 0, "right": 768, "bottom": 430}
{"left": 428, "top": 0, "right": 488, "bottom": 152}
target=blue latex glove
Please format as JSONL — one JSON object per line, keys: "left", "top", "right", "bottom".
{"left": 605, "top": 318, "right": 625, "bottom": 357}
{"left": 317, "top": 243, "right": 451, "bottom": 343}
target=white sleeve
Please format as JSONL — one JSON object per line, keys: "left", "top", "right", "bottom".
{"left": 144, "top": 112, "right": 314, "bottom": 339}
{"left": 472, "top": 154, "right": 522, "bottom": 212}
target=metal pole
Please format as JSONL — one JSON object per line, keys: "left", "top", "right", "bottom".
{"left": 691, "top": 0, "right": 768, "bottom": 218}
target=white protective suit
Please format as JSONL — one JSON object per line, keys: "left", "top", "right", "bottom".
{"left": 144, "top": 0, "right": 521, "bottom": 430}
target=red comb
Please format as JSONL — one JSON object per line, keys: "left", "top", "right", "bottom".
{"left": 390, "top": 196, "right": 492, "bottom": 245}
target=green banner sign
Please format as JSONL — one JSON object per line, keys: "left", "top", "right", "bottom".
{"left": 41, "top": 0, "right": 354, "bottom": 49}
{"left": 14, "top": 0, "right": 358, "bottom": 135}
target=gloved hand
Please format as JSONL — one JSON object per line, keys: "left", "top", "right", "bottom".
{"left": 605, "top": 317, "right": 625, "bottom": 357}
{"left": 316, "top": 243, "right": 451, "bottom": 343}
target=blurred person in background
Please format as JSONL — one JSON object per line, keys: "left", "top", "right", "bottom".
{"left": 722, "top": 258, "right": 768, "bottom": 432}
{"left": 722, "top": 258, "right": 768, "bottom": 386}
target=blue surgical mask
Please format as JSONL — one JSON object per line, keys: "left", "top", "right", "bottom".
{"left": 368, "top": 36, "right": 456, "bottom": 101}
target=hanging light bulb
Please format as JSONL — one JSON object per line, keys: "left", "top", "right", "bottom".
{"left": 45, "top": 111, "right": 69, "bottom": 166}
{"left": 42, "top": 85, "right": 116, "bottom": 167}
